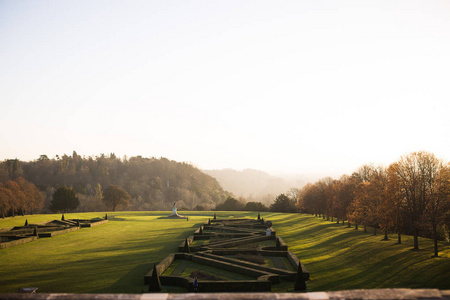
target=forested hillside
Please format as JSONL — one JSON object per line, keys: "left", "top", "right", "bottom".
{"left": 0, "top": 152, "right": 231, "bottom": 213}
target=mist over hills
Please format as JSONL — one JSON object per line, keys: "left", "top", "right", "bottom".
{"left": 1, "top": 151, "right": 337, "bottom": 213}
{"left": 203, "top": 168, "right": 321, "bottom": 205}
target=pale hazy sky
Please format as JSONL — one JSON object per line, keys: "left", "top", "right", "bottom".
{"left": 1, "top": 0, "right": 449, "bottom": 176}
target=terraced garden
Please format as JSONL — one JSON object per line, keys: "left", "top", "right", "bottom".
{"left": 0, "top": 211, "right": 449, "bottom": 293}
{"left": 146, "top": 217, "right": 308, "bottom": 292}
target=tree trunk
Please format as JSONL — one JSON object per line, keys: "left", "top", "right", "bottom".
{"left": 383, "top": 230, "right": 388, "bottom": 241}
{"left": 331, "top": 216, "right": 333, "bottom": 222}
{"left": 373, "top": 227, "right": 377, "bottom": 235}
{"left": 433, "top": 237, "right": 439, "bottom": 257}
{"left": 397, "top": 233, "right": 402, "bottom": 244}
{"left": 413, "top": 229, "right": 419, "bottom": 250}
{"left": 336, "top": 218, "right": 339, "bottom": 224}
{"left": 355, "top": 223, "right": 358, "bottom": 230}
{"left": 347, "top": 222, "right": 351, "bottom": 228}
{"left": 433, "top": 225, "right": 439, "bottom": 257}
{"left": 364, "top": 224, "right": 367, "bottom": 233}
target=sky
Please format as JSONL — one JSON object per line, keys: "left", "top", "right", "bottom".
{"left": 1, "top": 0, "right": 450, "bottom": 177}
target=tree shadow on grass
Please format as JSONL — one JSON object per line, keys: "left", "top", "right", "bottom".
{"left": 108, "top": 217, "right": 126, "bottom": 221}
{"left": 92, "top": 225, "right": 212, "bottom": 294}
{"left": 96, "top": 263, "right": 152, "bottom": 293}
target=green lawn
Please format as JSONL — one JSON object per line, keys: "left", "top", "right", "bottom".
{"left": 0, "top": 211, "right": 449, "bottom": 293}
{"left": 267, "top": 213, "right": 450, "bottom": 291}
{"left": 0, "top": 211, "right": 209, "bottom": 293}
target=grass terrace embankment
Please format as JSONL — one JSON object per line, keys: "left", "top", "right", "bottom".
{"left": 0, "top": 212, "right": 449, "bottom": 293}
{"left": 266, "top": 213, "right": 450, "bottom": 291}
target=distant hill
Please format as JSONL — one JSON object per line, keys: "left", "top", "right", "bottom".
{"left": 203, "top": 168, "right": 311, "bottom": 205}
{"left": 0, "top": 153, "right": 232, "bottom": 212}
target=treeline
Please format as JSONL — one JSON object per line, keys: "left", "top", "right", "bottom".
{"left": 0, "top": 152, "right": 231, "bottom": 214}
{"left": 212, "top": 194, "right": 297, "bottom": 213}
{"left": 296, "top": 151, "right": 450, "bottom": 256}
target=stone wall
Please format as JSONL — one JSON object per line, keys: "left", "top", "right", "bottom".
{"left": 0, "top": 236, "right": 38, "bottom": 249}
{"left": 0, "top": 289, "right": 449, "bottom": 299}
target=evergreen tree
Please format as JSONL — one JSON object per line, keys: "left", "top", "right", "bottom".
{"left": 50, "top": 187, "right": 79, "bottom": 213}
{"left": 270, "top": 194, "right": 296, "bottom": 212}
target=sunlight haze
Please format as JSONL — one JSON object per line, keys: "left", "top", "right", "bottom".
{"left": 1, "top": 0, "right": 449, "bottom": 177}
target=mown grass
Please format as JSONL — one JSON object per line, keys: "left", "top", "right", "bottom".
{"left": 0, "top": 211, "right": 209, "bottom": 293}
{"left": 1, "top": 211, "right": 449, "bottom": 293}
{"left": 267, "top": 213, "right": 450, "bottom": 291}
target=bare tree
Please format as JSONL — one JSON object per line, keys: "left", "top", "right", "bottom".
{"left": 425, "top": 161, "right": 450, "bottom": 256}
{"left": 389, "top": 151, "right": 446, "bottom": 251}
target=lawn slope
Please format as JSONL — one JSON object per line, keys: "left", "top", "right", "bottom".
{"left": 0, "top": 212, "right": 449, "bottom": 293}
{"left": 267, "top": 213, "right": 450, "bottom": 291}
{"left": 0, "top": 212, "right": 209, "bottom": 293}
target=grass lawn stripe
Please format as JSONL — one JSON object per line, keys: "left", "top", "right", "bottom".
{"left": 1, "top": 211, "right": 449, "bottom": 292}
{"left": 272, "top": 257, "right": 286, "bottom": 270}
{"left": 282, "top": 257, "right": 296, "bottom": 272}
{"left": 178, "top": 261, "right": 254, "bottom": 281}
{"left": 170, "top": 261, "right": 189, "bottom": 277}
{"left": 265, "top": 258, "right": 276, "bottom": 269}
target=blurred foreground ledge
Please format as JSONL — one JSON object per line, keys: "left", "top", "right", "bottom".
{"left": 1, "top": 289, "right": 450, "bottom": 300}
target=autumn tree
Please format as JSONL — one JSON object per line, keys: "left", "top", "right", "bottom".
{"left": 333, "top": 175, "right": 357, "bottom": 226}
{"left": 367, "top": 167, "right": 389, "bottom": 236}
{"left": 297, "top": 183, "right": 320, "bottom": 215}
{"left": 314, "top": 178, "right": 333, "bottom": 218}
{"left": 388, "top": 151, "right": 443, "bottom": 251}
{"left": 0, "top": 186, "right": 12, "bottom": 218}
{"left": 350, "top": 182, "right": 372, "bottom": 232}
{"left": 103, "top": 185, "right": 131, "bottom": 212}
{"left": 3, "top": 180, "right": 26, "bottom": 216}
{"left": 50, "top": 186, "right": 79, "bottom": 213}
{"left": 15, "top": 177, "right": 44, "bottom": 214}
{"left": 347, "top": 165, "right": 382, "bottom": 232}
{"left": 424, "top": 160, "right": 450, "bottom": 256}
{"left": 325, "top": 179, "right": 338, "bottom": 222}
{"left": 386, "top": 163, "right": 408, "bottom": 244}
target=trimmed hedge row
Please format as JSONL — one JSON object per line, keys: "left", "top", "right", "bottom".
{"left": 149, "top": 217, "right": 310, "bottom": 292}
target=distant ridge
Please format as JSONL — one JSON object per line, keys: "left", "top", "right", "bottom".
{"left": 203, "top": 168, "right": 310, "bottom": 205}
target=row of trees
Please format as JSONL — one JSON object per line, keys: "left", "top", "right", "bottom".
{"left": 297, "top": 151, "right": 450, "bottom": 256}
{"left": 214, "top": 197, "right": 269, "bottom": 211}
{"left": 0, "top": 177, "right": 44, "bottom": 218}
{"left": 213, "top": 194, "right": 297, "bottom": 213}
{"left": 49, "top": 185, "right": 132, "bottom": 213}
